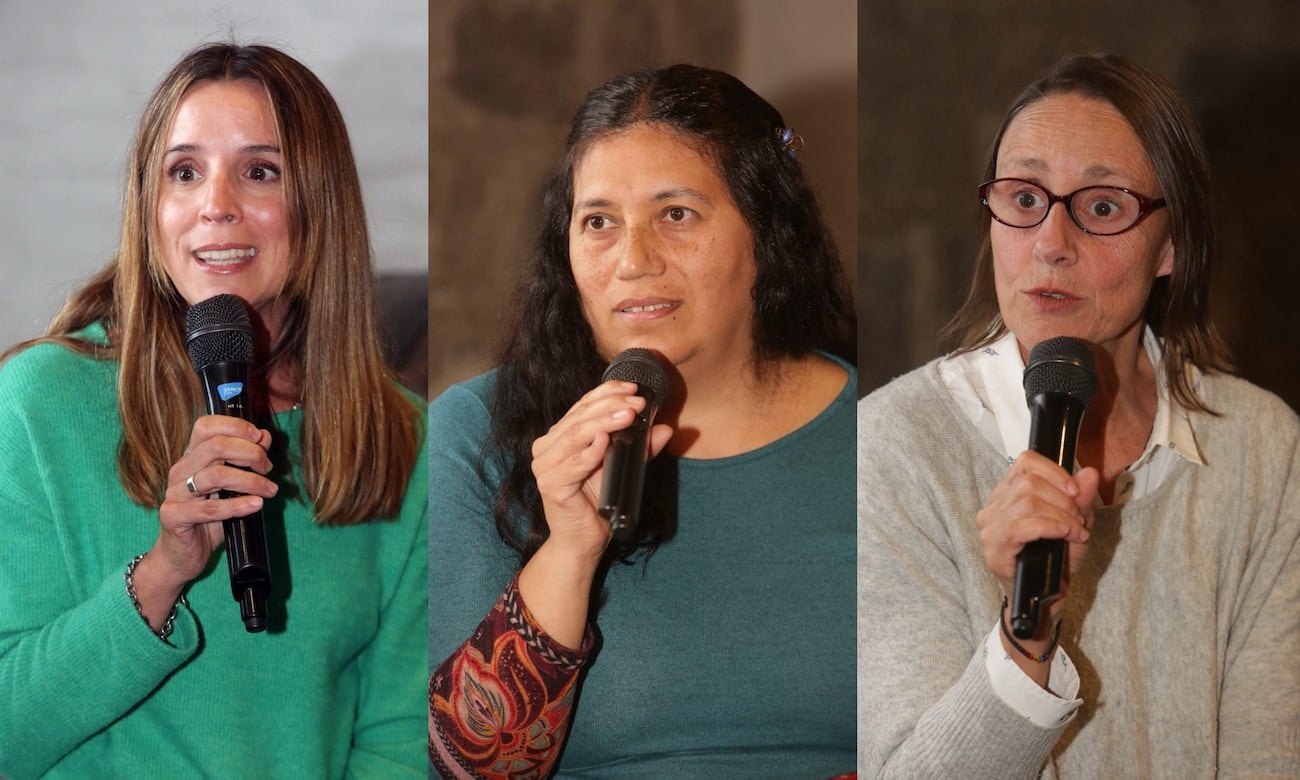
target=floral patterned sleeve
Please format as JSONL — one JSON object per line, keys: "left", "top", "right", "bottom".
{"left": 429, "top": 575, "right": 592, "bottom": 779}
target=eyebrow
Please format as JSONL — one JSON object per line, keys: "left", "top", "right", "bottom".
{"left": 164, "top": 143, "right": 282, "bottom": 155}
{"left": 574, "top": 187, "right": 711, "bottom": 212}
{"left": 652, "top": 186, "right": 710, "bottom": 203}
{"left": 1004, "top": 157, "right": 1131, "bottom": 181}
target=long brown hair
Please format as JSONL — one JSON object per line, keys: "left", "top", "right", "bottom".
{"left": 942, "top": 52, "right": 1233, "bottom": 413}
{"left": 7, "top": 43, "right": 419, "bottom": 524}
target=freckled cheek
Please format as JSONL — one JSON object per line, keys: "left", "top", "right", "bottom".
{"left": 568, "top": 247, "right": 605, "bottom": 291}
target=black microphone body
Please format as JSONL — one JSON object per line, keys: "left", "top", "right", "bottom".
{"left": 597, "top": 348, "right": 668, "bottom": 544}
{"left": 1011, "top": 337, "right": 1096, "bottom": 639}
{"left": 186, "top": 294, "right": 272, "bottom": 633}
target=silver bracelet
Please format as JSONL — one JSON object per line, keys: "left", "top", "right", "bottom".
{"left": 124, "top": 553, "right": 184, "bottom": 642}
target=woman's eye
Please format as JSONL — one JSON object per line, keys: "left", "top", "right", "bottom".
{"left": 1088, "top": 199, "right": 1119, "bottom": 218}
{"left": 169, "top": 164, "right": 198, "bottom": 183}
{"left": 1013, "top": 190, "right": 1043, "bottom": 209}
{"left": 665, "top": 206, "right": 693, "bottom": 222}
{"left": 248, "top": 163, "right": 281, "bottom": 182}
{"left": 584, "top": 215, "right": 609, "bottom": 231}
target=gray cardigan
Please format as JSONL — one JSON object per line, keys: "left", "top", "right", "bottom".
{"left": 857, "top": 359, "right": 1300, "bottom": 779}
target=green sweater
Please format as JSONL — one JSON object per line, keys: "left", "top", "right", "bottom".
{"left": 0, "top": 328, "right": 429, "bottom": 779}
{"left": 428, "top": 359, "right": 857, "bottom": 778}
{"left": 858, "top": 360, "right": 1300, "bottom": 778}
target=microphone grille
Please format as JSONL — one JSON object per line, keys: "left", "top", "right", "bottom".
{"left": 1023, "top": 336, "right": 1097, "bottom": 406}
{"left": 601, "top": 348, "right": 669, "bottom": 408}
{"left": 185, "top": 294, "right": 254, "bottom": 371}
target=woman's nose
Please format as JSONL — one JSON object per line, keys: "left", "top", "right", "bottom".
{"left": 615, "top": 226, "right": 666, "bottom": 279}
{"left": 1031, "top": 201, "right": 1077, "bottom": 266}
{"left": 200, "top": 173, "right": 241, "bottom": 223}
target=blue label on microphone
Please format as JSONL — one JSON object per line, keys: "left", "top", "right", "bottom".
{"left": 218, "top": 382, "right": 244, "bottom": 401}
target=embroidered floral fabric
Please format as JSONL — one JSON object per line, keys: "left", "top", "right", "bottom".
{"left": 429, "top": 576, "right": 590, "bottom": 779}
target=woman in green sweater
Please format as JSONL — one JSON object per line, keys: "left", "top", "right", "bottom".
{"left": 0, "top": 43, "right": 427, "bottom": 777}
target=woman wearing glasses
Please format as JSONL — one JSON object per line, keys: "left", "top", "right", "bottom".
{"left": 858, "top": 52, "right": 1299, "bottom": 777}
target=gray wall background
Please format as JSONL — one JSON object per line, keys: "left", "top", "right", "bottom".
{"left": 0, "top": 2, "right": 428, "bottom": 350}
{"left": 429, "top": 0, "right": 857, "bottom": 399}
{"left": 860, "top": 1, "right": 1300, "bottom": 410}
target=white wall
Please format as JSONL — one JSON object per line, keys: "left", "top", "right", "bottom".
{"left": 0, "top": 2, "right": 427, "bottom": 346}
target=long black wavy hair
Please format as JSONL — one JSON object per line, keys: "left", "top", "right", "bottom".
{"left": 487, "top": 64, "right": 856, "bottom": 562}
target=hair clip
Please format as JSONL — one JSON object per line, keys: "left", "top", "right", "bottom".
{"left": 776, "top": 126, "right": 804, "bottom": 159}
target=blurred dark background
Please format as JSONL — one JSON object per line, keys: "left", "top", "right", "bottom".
{"left": 859, "top": 1, "right": 1300, "bottom": 412}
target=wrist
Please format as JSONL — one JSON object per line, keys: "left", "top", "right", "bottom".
{"left": 517, "top": 541, "right": 600, "bottom": 649}
{"left": 130, "top": 551, "right": 188, "bottom": 634}
{"left": 1000, "top": 595, "right": 1061, "bottom": 663}
{"left": 125, "top": 552, "right": 186, "bottom": 640}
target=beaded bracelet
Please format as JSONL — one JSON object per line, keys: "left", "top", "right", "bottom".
{"left": 999, "top": 595, "right": 1061, "bottom": 664}
{"left": 124, "top": 553, "right": 183, "bottom": 642}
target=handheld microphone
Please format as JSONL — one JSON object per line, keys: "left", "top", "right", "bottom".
{"left": 1010, "top": 336, "right": 1096, "bottom": 639}
{"left": 185, "top": 294, "right": 272, "bottom": 633}
{"left": 597, "top": 348, "right": 669, "bottom": 543}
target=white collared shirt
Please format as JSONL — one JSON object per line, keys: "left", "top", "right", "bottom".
{"left": 938, "top": 328, "right": 1203, "bottom": 727}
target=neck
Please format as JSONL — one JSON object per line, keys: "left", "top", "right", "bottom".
{"left": 1076, "top": 330, "right": 1159, "bottom": 502}
{"left": 663, "top": 352, "right": 844, "bottom": 459}
{"left": 250, "top": 315, "right": 299, "bottom": 414}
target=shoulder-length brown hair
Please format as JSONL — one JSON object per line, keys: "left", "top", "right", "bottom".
{"left": 941, "top": 51, "right": 1233, "bottom": 413}
{"left": 8, "top": 43, "right": 419, "bottom": 525}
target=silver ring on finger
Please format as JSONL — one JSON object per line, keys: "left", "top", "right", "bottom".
{"left": 186, "top": 473, "right": 201, "bottom": 495}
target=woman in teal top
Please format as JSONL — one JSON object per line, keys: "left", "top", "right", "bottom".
{"left": 428, "top": 65, "right": 857, "bottom": 778}
{"left": 0, "top": 44, "right": 427, "bottom": 777}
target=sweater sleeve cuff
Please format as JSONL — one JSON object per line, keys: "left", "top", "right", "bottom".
{"left": 983, "top": 622, "right": 1081, "bottom": 728}
{"left": 428, "top": 576, "right": 590, "bottom": 779}
{"left": 116, "top": 557, "right": 200, "bottom": 653}
{"left": 504, "top": 575, "right": 592, "bottom": 670}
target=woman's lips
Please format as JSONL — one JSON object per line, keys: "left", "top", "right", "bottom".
{"left": 616, "top": 299, "right": 680, "bottom": 319}
{"left": 192, "top": 245, "right": 258, "bottom": 269}
{"left": 1024, "top": 287, "right": 1081, "bottom": 310}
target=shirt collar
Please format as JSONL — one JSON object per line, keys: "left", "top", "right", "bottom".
{"left": 938, "top": 327, "right": 1204, "bottom": 467}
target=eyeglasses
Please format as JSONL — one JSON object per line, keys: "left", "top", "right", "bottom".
{"left": 978, "top": 178, "right": 1167, "bottom": 236}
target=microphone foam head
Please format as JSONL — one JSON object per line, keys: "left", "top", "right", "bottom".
{"left": 185, "top": 294, "right": 254, "bottom": 371}
{"left": 1023, "top": 336, "right": 1097, "bottom": 407}
{"left": 601, "top": 348, "right": 669, "bottom": 409}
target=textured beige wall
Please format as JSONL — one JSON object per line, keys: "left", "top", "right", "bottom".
{"left": 429, "top": 0, "right": 857, "bottom": 398}
{"left": 859, "top": 1, "right": 1300, "bottom": 409}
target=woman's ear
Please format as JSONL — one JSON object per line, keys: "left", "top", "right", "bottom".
{"left": 1156, "top": 234, "right": 1175, "bottom": 278}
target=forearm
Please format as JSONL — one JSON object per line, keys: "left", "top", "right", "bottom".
{"left": 858, "top": 469, "right": 1068, "bottom": 776}
{"left": 428, "top": 577, "right": 589, "bottom": 780}
{"left": 864, "top": 647, "right": 1066, "bottom": 780}
{"left": 0, "top": 563, "right": 194, "bottom": 777}
{"left": 515, "top": 538, "right": 601, "bottom": 650}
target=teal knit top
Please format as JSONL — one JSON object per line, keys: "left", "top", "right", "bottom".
{"left": 429, "top": 358, "right": 857, "bottom": 778}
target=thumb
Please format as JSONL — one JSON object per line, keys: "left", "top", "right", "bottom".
{"left": 1073, "top": 466, "right": 1101, "bottom": 513}
{"left": 647, "top": 424, "right": 674, "bottom": 459}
